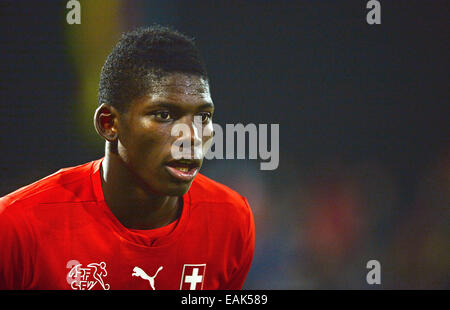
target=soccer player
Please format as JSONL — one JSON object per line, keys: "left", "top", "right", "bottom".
{"left": 0, "top": 26, "right": 255, "bottom": 290}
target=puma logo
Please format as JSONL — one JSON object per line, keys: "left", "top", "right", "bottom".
{"left": 132, "top": 266, "right": 163, "bottom": 290}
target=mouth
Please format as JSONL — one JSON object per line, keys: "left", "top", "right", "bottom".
{"left": 164, "top": 159, "right": 201, "bottom": 182}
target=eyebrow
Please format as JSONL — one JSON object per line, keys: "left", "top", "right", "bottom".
{"left": 145, "top": 100, "right": 214, "bottom": 111}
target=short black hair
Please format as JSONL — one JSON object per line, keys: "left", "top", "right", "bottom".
{"left": 98, "top": 25, "right": 208, "bottom": 112}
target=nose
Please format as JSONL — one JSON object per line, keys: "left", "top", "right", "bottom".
{"left": 171, "top": 116, "right": 204, "bottom": 159}
{"left": 182, "top": 116, "right": 203, "bottom": 147}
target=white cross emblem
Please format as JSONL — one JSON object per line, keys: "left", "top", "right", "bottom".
{"left": 180, "top": 264, "right": 206, "bottom": 290}
{"left": 185, "top": 268, "right": 203, "bottom": 290}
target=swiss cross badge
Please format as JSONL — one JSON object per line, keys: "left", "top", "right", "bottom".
{"left": 179, "top": 264, "right": 206, "bottom": 290}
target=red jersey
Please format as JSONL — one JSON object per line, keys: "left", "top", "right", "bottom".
{"left": 0, "top": 158, "right": 254, "bottom": 290}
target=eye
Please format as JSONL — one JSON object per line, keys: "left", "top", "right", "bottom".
{"left": 154, "top": 111, "right": 172, "bottom": 121}
{"left": 197, "top": 112, "right": 212, "bottom": 123}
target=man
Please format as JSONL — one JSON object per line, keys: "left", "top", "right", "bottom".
{"left": 0, "top": 25, "right": 255, "bottom": 290}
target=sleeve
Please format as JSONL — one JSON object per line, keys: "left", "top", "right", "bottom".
{"left": 224, "top": 197, "right": 255, "bottom": 290}
{"left": 0, "top": 199, "right": 34, "bottom": 290}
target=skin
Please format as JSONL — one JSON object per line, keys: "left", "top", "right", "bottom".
{"left": 94, "top": 73, "right": 214, "bottom": 230}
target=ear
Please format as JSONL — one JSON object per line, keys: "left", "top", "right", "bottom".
{"left": 93, "top": 103, "right": 120, "bottom": 142}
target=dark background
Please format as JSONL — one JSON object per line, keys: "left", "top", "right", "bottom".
{"left": 0, "top": 1, "right": 448, "bottom": 289}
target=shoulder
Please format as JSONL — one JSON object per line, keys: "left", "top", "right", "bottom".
{"left": 188, "top": 173, "right": 253, "bottom": 226}
{"left": 0, "top": 160, "right": 98, "bottom": 215}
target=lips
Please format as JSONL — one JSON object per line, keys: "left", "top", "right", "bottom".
{"left": 165, "top": 159, "right": 201, "bottom": 182}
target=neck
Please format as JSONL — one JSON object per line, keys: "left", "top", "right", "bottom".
{"left": 100, "top": 143, "right": 181, "bottom": 230}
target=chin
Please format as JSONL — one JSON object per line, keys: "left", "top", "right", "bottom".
{"left": 166, "top": 180, "right": 194, "bottom": 196}
{"left": 139, "top": 162, "right": 201, "bottom": 196}
{"left": 150, "top": 175, "right": 193, "bottom": 197}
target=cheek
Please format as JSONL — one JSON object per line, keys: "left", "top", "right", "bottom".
{"left": 119, "top": 120, "right": 173, "bottom": 162}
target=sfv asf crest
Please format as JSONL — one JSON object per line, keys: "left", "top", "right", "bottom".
{"left": 66, "top": 260, "right": 110, "bottom": 290}
{"left": 180, "top": 264, "right": 206, "bottom": 290}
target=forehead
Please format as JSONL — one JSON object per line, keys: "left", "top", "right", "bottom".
{"left": 146, "top": 73, "right": 212, "bottom": 105}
